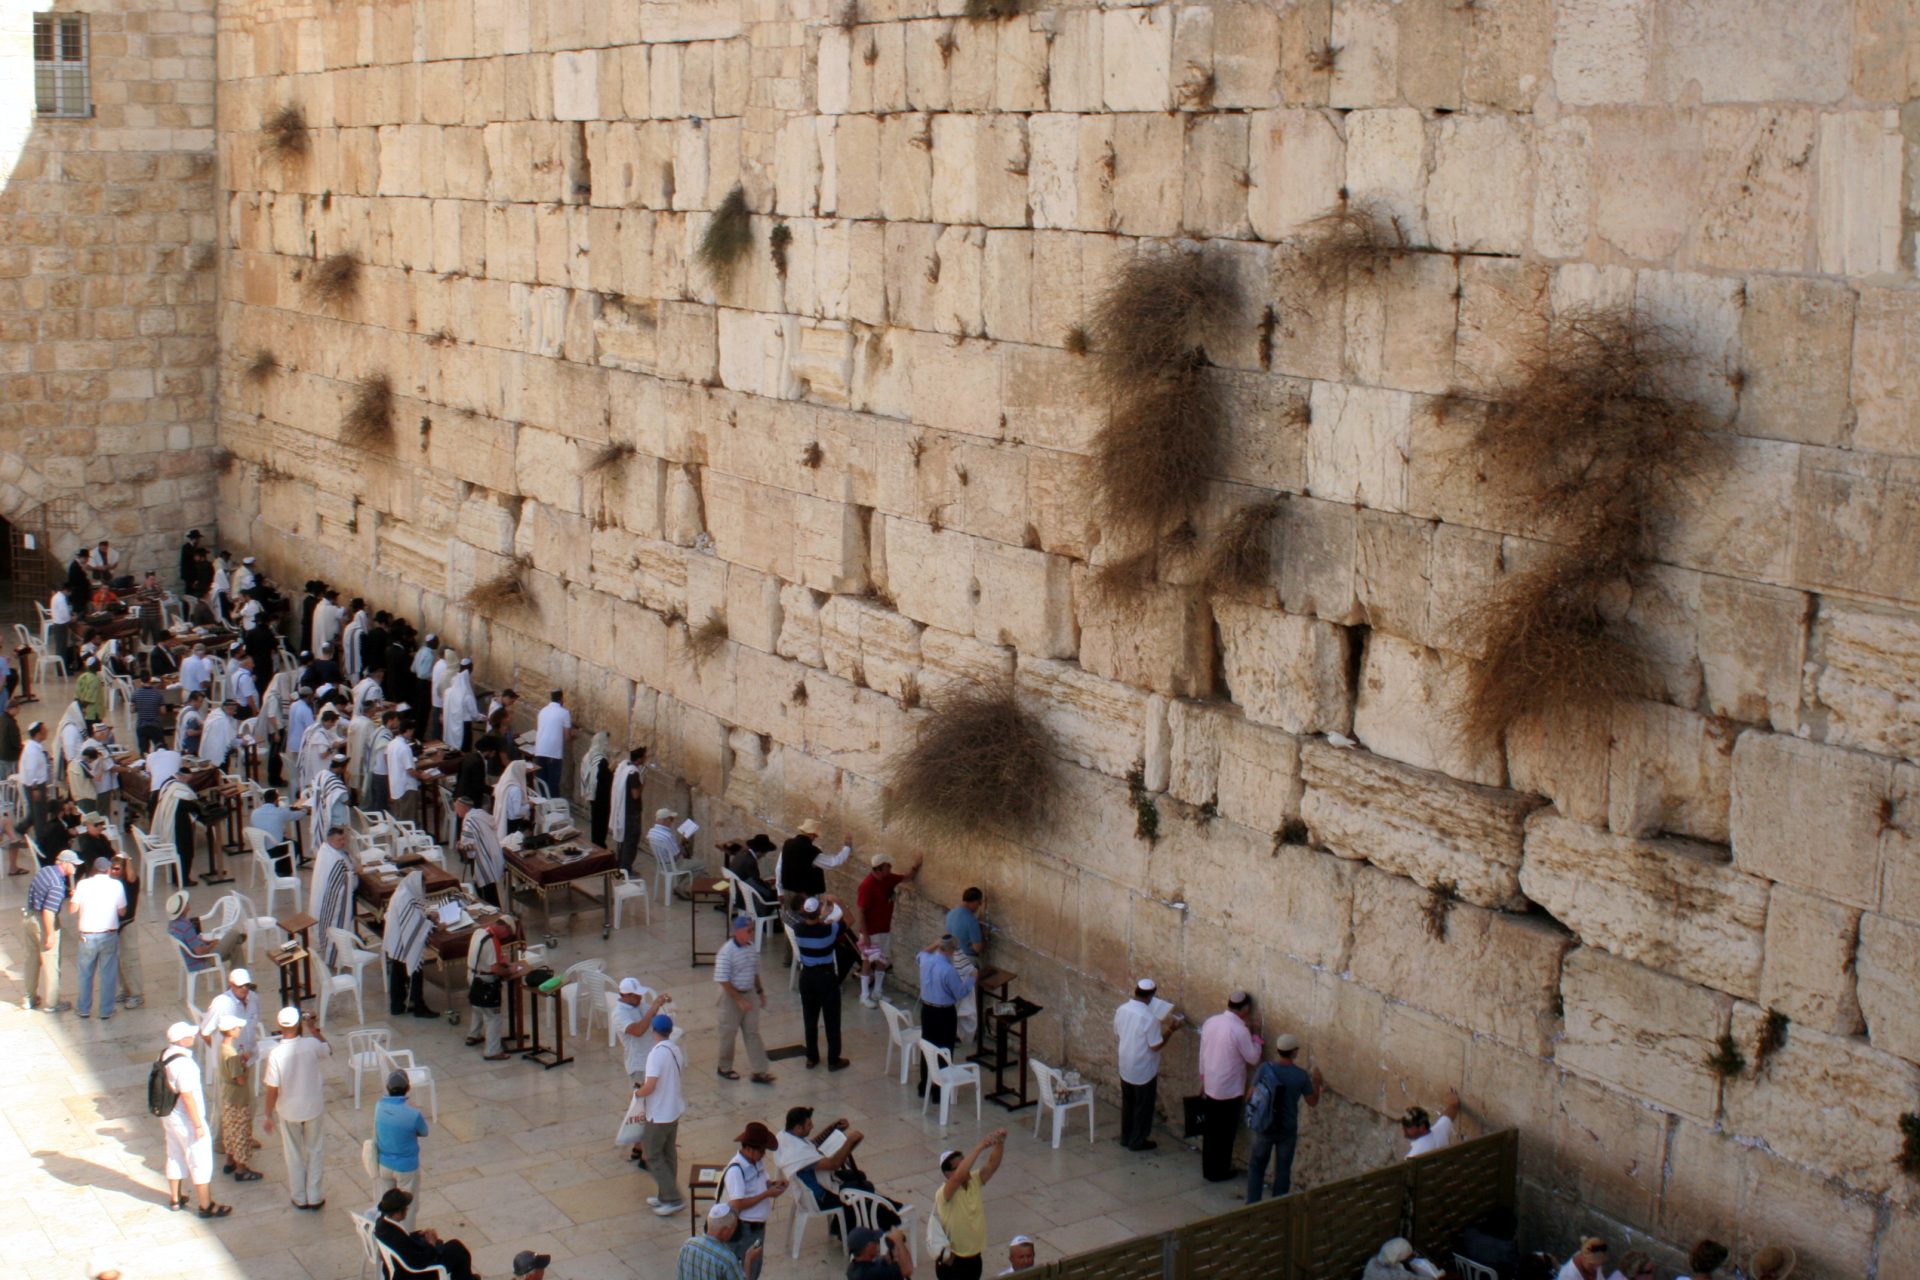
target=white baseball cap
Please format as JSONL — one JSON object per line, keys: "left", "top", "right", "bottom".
{"left": 229, "top": 967, "right": 253, "bottom": 987}
{"left": 618, "top": 977, "right": 646, "bottom": 996}
{"left": 166, "top": 1021, "right": 198, "bottom": 1043}
{"left": 276, "top": 1006, "right": 302, "bottom": 1028}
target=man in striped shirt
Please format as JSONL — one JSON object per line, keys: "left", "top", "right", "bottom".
{"left": 23, "top": 850, "right": 80, "bottom": 1011}
{"left": 791, "top": 895, "right": 848, "bottom": 1071}
{"left": 713, "top": 915, "right": 775, "bottom": 1084}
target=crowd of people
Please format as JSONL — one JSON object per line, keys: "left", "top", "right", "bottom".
{"left": 10, "top": 542, "right": 1801, "bottom": 1280}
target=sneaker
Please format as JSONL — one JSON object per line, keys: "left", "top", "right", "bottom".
{"left": 44, "top": 1001, "right": 71, "bottom": 1014}
{"left": 123, "top": 996, "right": 144, "bottom": 1009}
{"left": 652, "top": 1201, "right": 686, "bottom": 1216}
{"left": 860, "top": 996, "right": 878, "bottom": 1009}
{"left": 646, "top": 1196, "right": 662, "bottom": 1208}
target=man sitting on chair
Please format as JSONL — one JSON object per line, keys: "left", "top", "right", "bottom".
{"left": 373, "top": 1188, "right": 478, "bottom": 1280}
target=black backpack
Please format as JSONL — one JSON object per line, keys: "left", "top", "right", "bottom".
{"left": 147, "top": 1048, "right": 185, "bottom": 1116}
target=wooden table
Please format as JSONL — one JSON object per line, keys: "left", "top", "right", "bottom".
{"left": 970, "top": 969, "right": 1017, "bottom": 1062}
{"left": 506, "top": 843, "right": 617, "bottom": 942}
{"left": 120, "top": 762, "right": 237, "bottom": 883}
{"left": 416, "top": 744, "right": 462, "bottom": 843}
{"left": 525, "top": 981, "right": 571, "bottom": 1069}
{"left": 689, "top": 876, "right": 729, "bottom": 966}
{"left": 273, "top": 910, "right": 317, "bottom": 1004}
{"left": 688, "top": 1162, "right": 727, "bottom": 1236}
{"left": 356, "top": 861, "right": 461, "bottom": 916}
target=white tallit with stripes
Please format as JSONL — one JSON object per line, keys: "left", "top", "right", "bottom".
{"left": 151, "top": 776, "right": 199, "bottom": 847}
{"left": 462, "top": 806, "right": 506, "bottom": 894}
{"left": 607, "top": 759, "right": 640, "bottom": 845}
{"left": 309, "top": 838, "right": 355, "bottom": 967}
{"left": 306, "top": 767, "right": 349, "bottom": 849}
{"left": 382, "top": 869, "right": 433, "bottom": 974}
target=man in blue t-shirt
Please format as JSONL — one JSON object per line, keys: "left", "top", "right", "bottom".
{"left": 373, "top": 1070, "right": 430, "bottom": 1228}
{"left": 1246, "top": 1033, "right": 1323, "bottom": 1204}
{"left": 943, "top": 888, "right": 988, "bottom": 1043}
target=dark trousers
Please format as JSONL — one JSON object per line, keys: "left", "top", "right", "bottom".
{"left": 936, "top": 1253, "right": 983, "bottom": 1280}
{"left": 1201, "top": 1095, "right": 1241, "bottom": 1180}
{"left": 919, "top": 1001, "right": 958, "bottom": 1098}
{"left": 388, "top": 959, "right": 428, "bottom": 1014}
{"left": 1247, "top": 1129, "right": 1299, "bottom": 1203}
{"left": 136, "top": 723, "right": 165, "bottom": 753}
{"left": 476, "top": 880, "right": 500, "bottom": 908}
{"left": 535, "top": 755, "right": 562, "bottom": 795}
{"left": 367, "top": 773, "right": 390, "bottom": 813}
{"left": 798, "top": 965, "right": 842, "bottom": 1063}
{"left": 172, "top": 805, "right": 198, "bottom": 882}
{"left": 269, "top": 840, "right": 296, "bottom": 878}
{"left": 1120, "top": 1078, "right": 1157, "bottom": 1149}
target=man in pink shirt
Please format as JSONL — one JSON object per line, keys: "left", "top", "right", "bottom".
{"left": 1196, "top": 991, "right": 1262, "bottom": 1182}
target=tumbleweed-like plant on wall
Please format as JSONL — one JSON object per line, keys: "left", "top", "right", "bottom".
{"left": 242, "top": 349, "right": 280, "bottom": 385}
{"left": 883, "top": 679, "right": 1056, "bottom": 845}
{"left": 261, "top": 103, "right": 308, "bottom": 159}
{"left": 463, "top": 555, "right": 536, "bottom": 617}
{"left": 688, "top": 612, "right": 730, "bottom": 663}
{"left": 1288, "top": 203, "right": 1412, "bottom": 296}
{"left": 1200, "top": 497, "right": 1286, "bottom": 594}
{"left": 306, "top": 252, "right": 360, "bottom": 307}
{"left": 340, "top": 373, "right": 393, "bottom": 450}
{"left": 584, "top": 440, "right": 636, "bottom": 476}
{"left": 697, "top": 185, "right": 754, "bottom": 290}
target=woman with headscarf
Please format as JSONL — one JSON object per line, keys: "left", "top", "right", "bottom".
{"left": 152, "top": 774, "right": 207, "bottom": 886}
{"left": 453, "top": 795, "right": 507, "bottom": 907}
{"left": 383, "top": 869, "right": 436, "bottom": 1018}
{"left": 308, "top": 825, "right": 355, "bottom": 968}
{"left": 492, "top": 759, "right": 532, "bottom": 839}
{"left": 441, "top": 660, "right": 480, "bottom": 752}
{"left": 607, "top": 747, "right": 647, "bottom": 873}
{"left": 579, "top": 730, "right": 611, "bottom": 846}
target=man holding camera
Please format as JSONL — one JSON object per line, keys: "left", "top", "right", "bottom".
{"left": 847, "top": 1225, "right": 917, "bottom": 1280}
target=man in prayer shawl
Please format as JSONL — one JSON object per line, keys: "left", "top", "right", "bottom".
{"left": 579, "top": 730, "right": 611, "bottom": 845}
{"left": 441, "top": 660, "right": 481, "bottom": 751}
{"left": 453, "top": 796, "right": 507, "bottom": 907}
{"left": 363, "top": 708, "right": 400, "bottom": 812}
{"left": 383, "top": 869, "right": 437, "bottom": 1019}
{"left": 200, "top": 699, "right": 240, "bottom": 772}
{"left": 311, "top": 589, "right": 342, "bottom": 659}
{"left": 305, "top": 755, "right": 352, "bottom": 856}
{"left": 294, "top": 706, "right": 342, "bottom": 798}
{"left": 259, "top": 667, "right": 295, "bottom": 786}
{"left": 54, "top": 698, "right": 89, "bottom": 778}
{"left": 153, "top": 773, "right": 209, "bottom": 885}
{"left": 345, "top": 705, "right": 376, "bottom": 794}
{"left": 427, "top": 648, "right": 455, "bottom": 741}
{"left": 492, "top": 759, "right": 533, "bottom": 838}
{"left": 309, "top": 825, "right": 355, "bottom": 967}
{"left": 351, "top": 666, "right": 385, "bottom": 717}
{"left": 283, "top": 687, "right": 315, "bottom": 787}
{"left": 608, "top": 747, "right": 648, "bottom": 874}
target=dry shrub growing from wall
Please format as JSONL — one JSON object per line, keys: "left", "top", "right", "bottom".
{"left": 884, "top": 680, "right": 1056, "bottom": 844}
{"left": 260, "top": 104, "right": 307, "bottom": 159}
{"left": 463, "top": 555, "right": 536, "bottom": 617}
{"left": 340, "top": 373, "right": 393, "bottom": 450}
{"left": 698, "top": 185, "right": 754, "bottom": 290}
{"left": 688, "top": 612, "right": 729, "bottom": 662}
{"left": 242, "top": 349, "right": 279, "bottom": 384}
{"left": 306, "top": 252, "right": 360, "bottom": 307}
{"left": 1201, "top": 497, "right": 1286, "bottom": 593}
{"left": 584, "top": 441, "right": 636, "bottom": 476}
{"left": 1289, "top": 204, "right": 1412, "bottom": 296}
{"left": 1085, "top": 250, "right": 1236, "bottom": 543}
{"left": 964, "top": 0, "right": 1023, "bottom": 19}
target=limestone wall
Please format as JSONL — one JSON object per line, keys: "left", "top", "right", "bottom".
{"left": 211, "top": 1, "right": 1920, "bottom": 1271}
{"left": 0, "top": 0, "right": 219, "bottom": 567}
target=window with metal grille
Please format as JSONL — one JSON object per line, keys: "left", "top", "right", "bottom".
{"left": 33, "top": 13, "right": 91, "bottom": 119}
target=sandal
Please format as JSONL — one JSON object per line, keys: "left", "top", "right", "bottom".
{"left": 168, "top": 1194, "right": 186, "bottom": 1211}
{"left": 234, "top": 1170, "right": 262, "bottom": 1182}
{"left": 751, "top": 1073, "right": 777, "bottom": 1085}
{"left": 464, "top": 1037, "right": 484, "bottom": 1047}
{"left": 198, "top": 1202, "right": 232, "bottom": 1218}
{"left": 716, "top": 1069, "right": 741, "bottom": 1080}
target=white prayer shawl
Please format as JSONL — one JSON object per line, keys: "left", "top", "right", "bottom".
{"left": 340, "top": 613, "right": 366, "bottom": 679}
{"left": 311, "top": 599, "right": 342, "bottom": 654}
{"left": 463, "top": 807, "right": 507, "bottom": 893}
{"left": 442, "top": 672, "right": 479, "bottom": 751}
{"left": 294, "top": 722, "right": 338, "bottom": 796}
{"left": 285, "top": 698, "right": 315, "bottom": 763}
{"left": 200, "top": 708, "right": 237, "bottom": 770}
{"left": 350, "top": 676, "right": 383, "bottom": 716}
{"left": 152, "top": 777, "right": 200, "bottom": 848}
{"left": 307, "top": 768, "right": 349, "bottom": 849}
{"left": 383, "top": 870, "right": 433, "bottom": 974}
{"left": 261, "top": 670, "right": 295, "bottom": 736}
{"left": 607, "top": 760, "right": 640, "bottom": 845}
{"left": 362, "top": 725, "right": 393, "bottom": 796}
{"left": 493, "top": 760, "right": 532, "bottom": 839}
{"left": 345, "top": 712, "right": 375, "bottom": 781}
{"left": 310, "top": 840, "right": 355, "bottom": 967}
{"left": 53, "top": 701, "right": 88, "bottom": 776}
{"left": 430, "top": 657, "right": 453, "bottom": 712}
{"left": 579, "top": 732, "right": 610, "bottom": 805}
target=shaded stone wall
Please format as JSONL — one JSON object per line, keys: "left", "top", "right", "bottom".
{"left": 0, "top": 0, "right": 219, "bottom": 567}
{"left": 211, "top": 1, "right": 1920, "bottom": 1271}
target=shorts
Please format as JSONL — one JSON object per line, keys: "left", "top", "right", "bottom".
{"left": 861, "top": 932, "right": 890, "bottom": 964}
{"left": 163, "top": 1113, "right": 214, "bottom": 1184}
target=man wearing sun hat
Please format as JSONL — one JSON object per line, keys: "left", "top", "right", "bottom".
{"left": 22, "top": 848, "right": 79, "bottom": 1012}
{"left": 677, "top": 1203, "right": 756, "bottom": 1280}
{"left": 719, "top": 1122, "right": 789, "bottom": 1277}
{"left": 513, "top": 1250, "right": 553, "bottom": 1279}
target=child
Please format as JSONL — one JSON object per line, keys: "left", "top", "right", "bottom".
{"left": 216, "top": 1014, "right": 263, "bottom": 1181}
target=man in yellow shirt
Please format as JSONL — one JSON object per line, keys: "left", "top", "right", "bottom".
{"left": 933, "top": 1129, "right": 1007, "bottom": 1280}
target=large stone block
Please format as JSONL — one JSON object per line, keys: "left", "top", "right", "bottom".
{"left": 1730, "top": 731, "right": 1891, "bottom": 909}
{"left": 1809, "top": 601, "right": 1920, "bottom": 764}
{"left": 1695, "top": 575, "right": 1807, "bottom": 732}
{"left": 1658, "top": 0, "right": 1851, "bottom": 103}
{"left": 1736, "top": 276, "right": 1853, "bottom": 446}
{"left": 1691, "top": 108, "right": 1816, "bottom": 273}
{"left": 1605, "top": 700, "right": 1732, "bottom": 844}
{"left": 1853, "top": 287, "right": 1920, "bottom": 459}
{"left": 1816, "top": 110, "right": 1905, "bottom": 276}
{"left": 1075, "top": 573, "right": 1214, "bottom": 699}
{"left": 1759, "top": 886, "right": 1864, "bottom": 1036}
{"left": 1590, "top": 108, "right": 1700, "bottom": 263}
{"left": 972, "top": 542, "right": 1075, "bottom": 659}
{"left": 1307, "top": 382, "right": 1412, "bottom": 512}
{"left": 1016, "top": 657, "right": 1166, "bottom": 782}
{"left": 1856, "top": 913, "right": 1920, "bottom": 1066}
{"left": 1792, "top": 448, "right": 1920, "bottom": 606}
{"left": 1102, "top": 7, "right": 1173, "bottom": 111}
{"left": 1722, "top": 1003, "right": 1920, "bottom": 1197}
{"left": 1165, "top": 699, "right": 1304, "bottom": 835}
{"left": 1558, "top": 947, "right": 1730, "bottom": 1124}
{"left": 1341, "top": 252, "right": 1459, "bottom": 397}
{"left": 1350, "top": 862, "right": 1568, "bottom": 1055}
{"left": 1300, "top": 740, "right": 1539, "bottom": 909}
{"left": 1247, "top": 108, "right": 1344, "bottom": 241}
{"left": 1545, "top": 1073, "right": 1666, "bottom": 1228}
{"left": 1521, "top": 812, "right": 1768, "bottom": 999}
{"left": 1552, "top": 0, "right": 1652, "bottom": 105}
{"left": 1213, "top": 600, "right": 1350, "bottom": 735}
{"left": 1425, "top": 113, "right": 1532, "bottom": 255}
{"left": 1352, "top": 631, "right": 1505, "bottom": 787}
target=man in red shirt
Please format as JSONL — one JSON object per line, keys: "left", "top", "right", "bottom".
{"left": 855, "top": 852, "right": 921, "bottom": 1008}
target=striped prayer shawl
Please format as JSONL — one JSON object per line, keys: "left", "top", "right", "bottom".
{"left": 382, "top": 871, "right": 432, "bottom": 973}
{"left": 607, "top": 761, "right": 639, "bottom": 844}
{"left": 311, "top": 842, "right": 354, "bottom": 967}
{"left": 463, "top": 808, "right": 506, "bottom": 890}
{"left": 308, "top": 769, "right": 348, "bottom": 849}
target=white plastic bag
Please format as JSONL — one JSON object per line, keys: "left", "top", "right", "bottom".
{"left": 615, "top": 1092, "right": 647, "bottom": 1147}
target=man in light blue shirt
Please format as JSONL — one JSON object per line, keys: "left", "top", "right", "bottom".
{"left": 249, "top": 790, "right": 297, "bottom": 877}
{"left": 916, "top": 936, "right": 975, "bottom": 1103}
{"left": 373, "top": 1070, "right": 429, "bottom": 1228}
{"left": 943, "top": 887, "right": 988, "bottom": 1043}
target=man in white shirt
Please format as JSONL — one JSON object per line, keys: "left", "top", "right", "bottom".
{"left": 159, "top": 1021, "right": 230, "bottom": 1217}
{"left": 385, "top": 723, "right": 424, "bottom": 823}
{"left": 647, "top": 808, "right": 684, "bottom": 883}
{"left": 67, "top": 857, "right": 127, "bottom": 1020}
{"left": 228, "top": 654, "right": 260, "bottom": 717}
{"left": 532, "top": 690, "right": 573, "bottom": 796}
{"left": 179, "top": 645, "right": 212, "bottom": 696}
{"left": 720, "top": 1122, "right": 788, "bottom": 1275}
{"left": 262, "top": 1005, "right": 333, "bottom": 1210}
{"left": 88, "top": 540, "right": 119, "bottom": 581}
{"left": 233, "top": 556, "right": 258, "bottom": 594}
{"left": 1112, "top": 977, "right": 1182, "bottom": 1153}
{"left": 1003, "top": 1236, "right": 1038, "bottom": 1274}
{"left": 19, "top": 721, "right": 51, "bottom": 825}
{"left": 47, "top": 587, "right": 73, "bottom": 665}
{"left": 1403, "top": 1087, "right": 1462, "bottom": 1158}
{"left": 427, "top": 649, "right": 453, "bottom": 741}
{"left": 198, "top": 968, "right": 262, "bottom": 1069}
{"left": 633, "top": 1011, "right": 688, "bottom": 1216}
{"left": 146, "top": 743, "right": 183, "bottom": 793}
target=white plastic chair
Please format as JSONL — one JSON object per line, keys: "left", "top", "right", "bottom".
{"left": 880, "top": 999, "right": 922, "bottom": 1086}
{"left": 612, "top": 869, "right": 650, "bottom": 929}
{"left": 1453, "top": 1258, "right": 1499, "bottom": 1280}
{"left": 559, "top": 958, "right": 608, "bottom": 1037}
{"left": 529, "top": 779, "right": 571, "bottom": 833}
{"left": 376, "top": 1238, "right": 450, "bottom": 1280}
{"left": 171, "top": 933, "right": 228, "bottom": 1019}
{"left": 653, "top": 855, "right": 694, "bottom": 908}
{"left": 352, "top": 1209, "right": 384, "bottom": 1280}
{"left": 841, "top": 1189, "right": 917, "bottom": 1266}
{"left": 328, "top": 925, "right": 385, "bottom": 998}
{"left": 916, "top": 1040, "right": 982, "bottom": 1126}
{"left": 219, "top": 889, "right": 284, "bottom": 962}
{"left": 784, "top": 1168, "right": 849, "bottom": 1260}
{"left": 1031, "top": 1059, "right": 1096, "bottom": 1148}
{"left": 376, "top": 1045, "right": 439, "bottom": 1122}
{"left": 573, "top": 968, "right": 616, "bottom": 1046}
{"left": 782, "top": 921, "right": 803, "bottom": 991}
{"left": 15, "top": 624, "right": 65, "bottom": 680}
{"left": 132, "top": 824, "right": 183, "bottom": 893}
{"left": 245, "top": 828, "right": 303, "bottom": 916}
{"left": 345, "top": 1027, "right": 394, "bottom": 1109}
{"left": 314, "top": 952, "right": 364, "bottom": 1027}
{"left": 721, "top": 868, "right": 777, "bottom": 950}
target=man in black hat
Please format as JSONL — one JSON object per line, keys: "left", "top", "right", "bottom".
{"left": 179, "top": 530, "right": 204, "bottom": 594}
